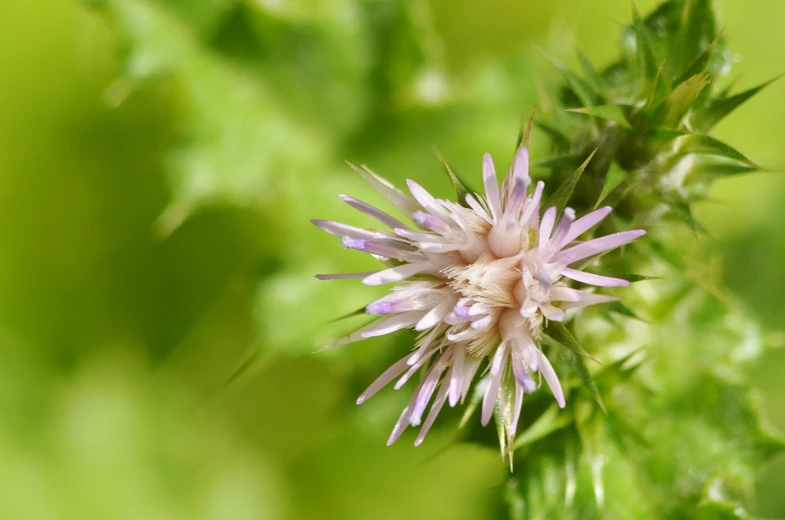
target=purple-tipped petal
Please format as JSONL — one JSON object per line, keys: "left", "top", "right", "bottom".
{"left": 536, "top": 349, "right": 565, "bottom": 408}
{"left": 387, "top": 398, "right": 416, "bottom": 446}
{"left": 396, "top": 347, "right": 440, "bottom": 389}
{"left": 361, "top": 312, "right": 424, "bottom": 338}
{"left": 449, "top": 347, "right": 465, "bottom": 407}
{"left": 363, "top": 263, "right": 427, "bottom": 285}
{"left": 366, "top": 299, "right": 425, "bottom": 315}
{"left": 549, "top": 208, "right": 576, "bottom": 250}
{"left": 483, "top": 153, "right": 503, "bottom": 221}
{"left": 349, "top": 162, "right": 421, "bottom": 216}
{"left": 357, "top": 355, "right": 413, "bottom": 404}
{"left": 556, "top": 230, "right": 646, "bottom": 265}
{"left": 341, "top": 237, "right": 412, "bottom": 260}
{"left": 481, "top": 345, "right": 508, "bottom": 426}
{"left": 557, "top": 206, "right": 612, "bottom": 248}
{"left": 410, "top": 364, "right": 445, "bottom": 426}
{"left": 325, "top": 313, "right": 419, "bottom": 350}
{"left": 339, "top": 194, "right": 409, "bottom": 230}
{"left": 511, "top": 349, "right": 536, "bottom": 392}
{"left": 510, "top": 146, "right": 531, "bottom": 186}
{"left": 413, "top": 211, "right": 451, "bottom": 234}
{"left": 406, "top": 180, "right": 449, "bottom": 220}
{"left": 311, "top": 219, "right": 381, "bottom": 240}
{"left": 538, "top": 207, "right": 557, "bottom": 249}
{"left": 561, "top": 268, "right": 630, "bottom": 287}
{"left": 414, "top": 382, "right": 451, "bottom": 446}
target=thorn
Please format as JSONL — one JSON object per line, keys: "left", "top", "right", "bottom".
{"left": 521, "top": 105, "right": 537, "bottom": 150}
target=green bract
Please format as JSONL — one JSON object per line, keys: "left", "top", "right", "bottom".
{"left": 498, "top": 0, "right": 785, "bottom": 517}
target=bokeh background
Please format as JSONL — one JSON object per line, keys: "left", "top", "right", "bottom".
{"left": 0, "top": 0, "right": 784, "bottom": 518}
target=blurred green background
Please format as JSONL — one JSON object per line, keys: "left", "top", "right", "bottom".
{"left": 0, "top": 0, "right": 783, "bottom": 518}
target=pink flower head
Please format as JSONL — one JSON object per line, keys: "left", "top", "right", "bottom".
{"left": 314, "top": 146, "right": 645, "bottom": 451}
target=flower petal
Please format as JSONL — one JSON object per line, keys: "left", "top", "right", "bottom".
{"left": 339, "top": 194, "right": 409, "bottom": 230}
{"left": 410, "top": 364, "right": 445, "bottom": 426}
{"left": 540, "top": 303, "right": 565, "bottom": 322}
{"left": 536, "top": 349, "right": 565, "bottom": 408}
{"left": 449, "top": 346, "right": 465, "bottom": 407}
{"left": 538, "top": 206, "right": 557, "bottom": 249}
{"left": 361, "top": 311, "right": 425, "bottom": 338}
{"left": 481, "top": 345, "right": 508, "bottom": 426}
{"left": 350, "top": 162, "right": 421, "bottom": 216}
{"left": 406, "top": 180, "right": 450, "bottom": 221}
{"left": 387, "top": 393, "right": 417, "bottom": 445}
{"left": 311, "top": 219, "right": 386, "bottom": 241}
{"left": 557, "top": 206, "right": 612, "bottom": 248}
{"left": 555, "top": 230, "right": 646, "bottom": 265}
{"left": 414, "top": 382, "right": 451, "bottom": 446}
{"left": 357, "top": 355, "right": 413, "bottom": 404}
{"left": 561, "top": 268, "right": 630, "bottom": 287}
{"left": 483, "top": 153, "right": 503, "bottom": 222}
{"left": 362, "top": 263, "right": 428, "bottom": 285}
{"left": 522, "top": 181, "right": 545, "bottom": 229}
{"left": 561, "top": 291, "right": 619, "bottom": 310}
{"left": 464, "top": 193, "right": 493, "bottom": 223}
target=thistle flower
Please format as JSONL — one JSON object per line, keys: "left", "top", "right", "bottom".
{"left": 314, "top": 146, "right": 645, "bottom": 450}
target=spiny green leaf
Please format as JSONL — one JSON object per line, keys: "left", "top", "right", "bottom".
{"left": 605, "top": 301, "right": 646, "bottom": 321}
{"left": 570, "top": 354, "right": 607, "bottom": 414}
{"left": 516, "top": 107, "right": 537, "bottom": 151}
{"left": 329, "top": 307, "right": 367, "bottom": 322}
{"left": 566, "top": 105, "right": 633, "bottom": 130}
{"left": 657, "top": 71, "right": 710, "bottom": 126}
{"left": 605, "top": 409, "right": 651, "bottom": 449}
{"left": 545, "top": 322, "right": 600, "bottom": 365}
{"left": 540, "top": 50, "right": 602, "bottom": 107}
{"left": 434, "top": 149, "right": 473, "bottom": 207}
{"left": 662, "top": 195, "right": 708, "bottom": 235}
{"left": 671, "top": 30, "right": 722, "bottom": 88}
{"left": 577, "top": 48, "right": 606, "bottom": 95}
{"left": 514, "top": 403, "right": 573, "bottom": 449}
{"left": 687, "top": 158, "right": 759, "bottom": 179}
{"left": 673, "top": 0, "right": 718, "bottom": 76}
{"left": 536, "top": 154, "right": 582, "bottom": 169}
{"left": 576, "top": 263, "right": 660, "bottom": 284}
{"left": 534, "top": 121, "right": 570, "bottom": 151}
{"left": 692, "top": 74, "right": 784, "bottom": 131}
{"left": 493, "top": 399, "right": 509, "bottom": 464}
{"left": 574, "top": 410, "right": 607, "bottom": 509}
{"left": 543, "top": 149, "right": 597, "bottom": 215}
{"left": 673, "top": 133, "right": 757, "bottom": 168}
{"left": 645, "top": 61, "right": 670, "bottom": 110}
{"left": 648, "top": 127, "right": 688, "bottom": 142}
{"left": 631, "top": 0, "right": 659, "bottom": 96}
{"left": 495, "top": 370, "right": 521, "bottom": 467}
{"left": 597, "top": 348, "right": 647, "bottom": 381}
{"left": 596, "top": 162, "right": 629, "bottom": 207}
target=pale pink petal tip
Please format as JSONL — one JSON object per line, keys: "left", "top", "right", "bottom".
{"left": 314, "top": 152, "right": 647, "bottom": 450}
